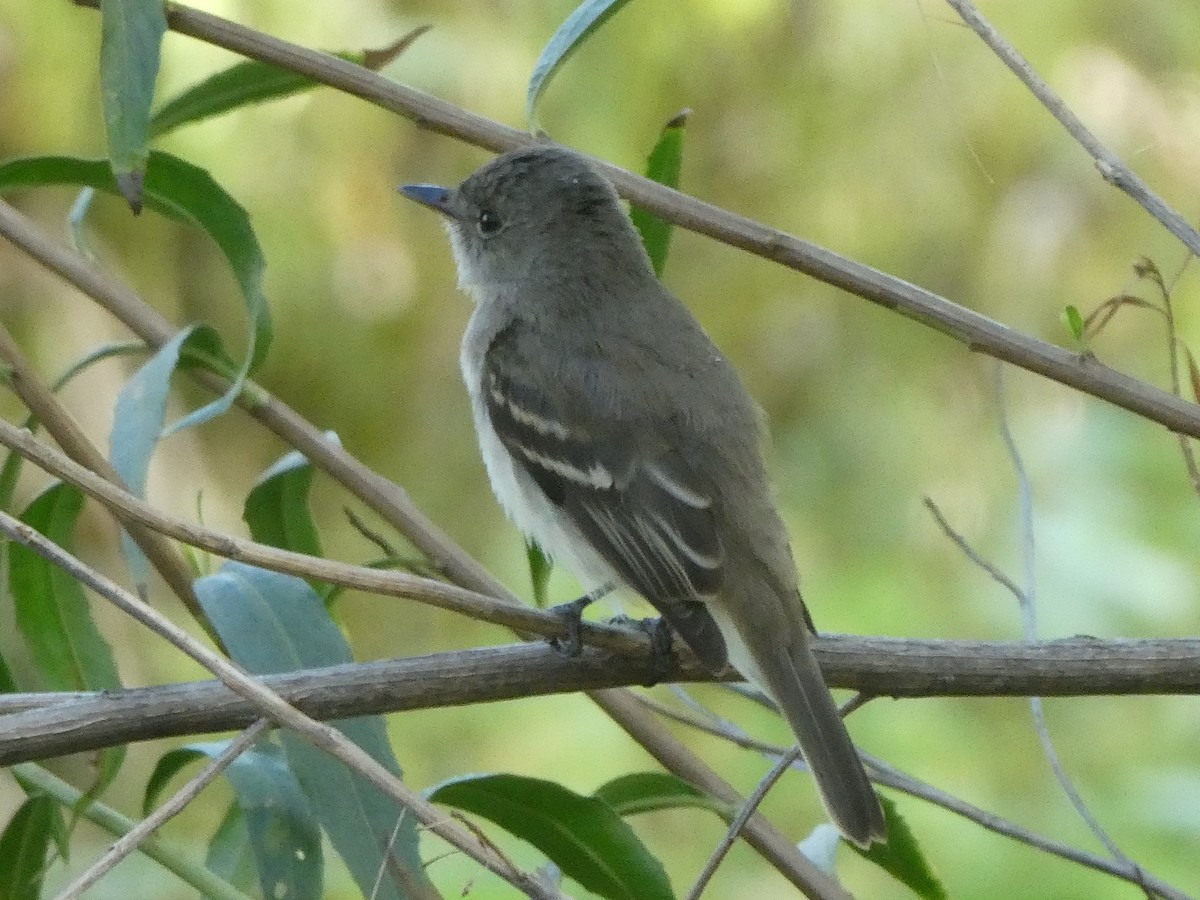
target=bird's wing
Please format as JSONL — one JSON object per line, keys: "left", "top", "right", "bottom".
{"left": 482, "top": 327, "right": 728, "bottom": 671}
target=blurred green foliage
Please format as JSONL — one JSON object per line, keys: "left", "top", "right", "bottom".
{"left": 0, "top": 0, "right": 1198, "bottom": 897}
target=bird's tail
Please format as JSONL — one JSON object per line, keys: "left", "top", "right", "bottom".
{"left": 755, "top": 632, "right": 886, "bottom": 847}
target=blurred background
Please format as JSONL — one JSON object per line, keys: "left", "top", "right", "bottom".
{"left": 1, "top": 0, "right": 1198, "bottom": 897}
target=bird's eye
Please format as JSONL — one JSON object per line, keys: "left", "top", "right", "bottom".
{"left": 476, "top": 210, "right": 503, "bottom": 236}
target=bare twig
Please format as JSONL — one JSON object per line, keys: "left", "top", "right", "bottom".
{"left": 54, "top": 719, "right": 270, "bottom": 900}
{"left": 991, "top": 365, "right": 1141, "bottom": 879}
{"left": 0, "top": 509, "right": 563, "bottom": 900}
{"left": 685, "top": 747, "right": 811, "bottom": 900}
{"left": 635, "top": 697, "right": 1187, "bottom": 900}
{"left": 10, "top": 763, "right": 250, "bottom": 900}
{"left": 0, "top": 418, "right": 648, "bottom": 656}
{"left": 945, "top": 0, "right": 1200, "bottom": 259}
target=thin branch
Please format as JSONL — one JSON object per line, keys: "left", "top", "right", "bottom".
{"left": 0, "top": 509, "right": 564, "bottom": 900}
{"left": 945, "top": 0, "right": 1200, "bottom": 259}
{"left": 863, "top": 753, "right": 1180, "bottom": 900}
{"left": 10, "top": 763, "right": 250, "bottom": 900}
{"left": 54, "top": 720, "right": 270, "bottom": 900}
{"left": 0, "top": 418, "right": 649, "bottom": 657}
{"left": 634, "top": 697, "right": 1188, "bottom": 900}
{"left": 586, "top": 688, "right": 846, "bottom": 899}
{"left": 685, "top": 747, "right": 808, "bottom": 900}
{"left": 992, "top": 365, "right": 1141, "bottom": 879}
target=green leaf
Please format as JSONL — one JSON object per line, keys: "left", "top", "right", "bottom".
{"left": 149, "top": 28, "right": 431, "bottom": 139}
{"left": 0, "top": 795, "right": 56, "bottom": 900}
{"left": 629, "top": 110, "right": 688, "bottom": 276}
{"left": 244, "top": 444, "right": 330, "bottom": 597}
{"left": 430, "top": 773, "right": 674, "bottom": 900}
{"left": 526, "top": 0, "right": 635, "bottom": 128}
{"left": 110, "top": 325, "right": 224, "bottom": 588}
{"left": 145, "top": 741, "right": 323, "bottom": 900}
{"left": 99, "top": 0, "right": 167, "bottom": 210}
{"left": 11, "top": 484, "right": 121, "bottom": 694}
{"left": 526, "top": 539, "right": 553, "bottom": 607}
{"left": 852, "top": 795, "right": 945, "bottom": 899}
{"left": 194, "top": 563, "right": 432, "bottom": 900}
{"left": 10, "top": 483, "right": 126, "bottom": 804}
{"left": 0, "top": 151, "right": 272, "bottom": 380}
{"left": 592, "top": 772, "right": 730, "bottom": 818}
{"left": 150, "top": 60, "right": 327, "bottom": 139}
{"left": 205, "top": 803, "right": 258, "bottom": 892}
{"left": 0, "top": 651, "right": 14, "bottom": 695}
{"left": 1063, "top": 305, "right": 1085, "bottom": 342}
{"left": 0, "top": 341, "right": 148, "bottom": 514}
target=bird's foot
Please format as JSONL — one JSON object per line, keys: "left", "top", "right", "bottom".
{"left": 548, "top": 582, "right": 614, "bottom": 657}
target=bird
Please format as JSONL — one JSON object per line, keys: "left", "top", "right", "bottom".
{"left": 399, "top": 144, "right": 886, "bottom": 847}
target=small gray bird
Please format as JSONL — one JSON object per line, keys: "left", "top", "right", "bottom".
{"left": 400, "top": 145, "right": 885, "bottom": 847}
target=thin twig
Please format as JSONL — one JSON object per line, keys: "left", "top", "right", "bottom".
{"left": 944, "top": 0, "right": 1200, "bottom": 259}
{"left": 635, "top": 696, "right": 1188, "bottom": 900}
{"left": 10, "top": 763, "right": 250, "bottom": 900}
{"left": 0, "top": 509, "right": 563, "bottom": 900}
{"left": 54, "top": 719, "right": 270, "bottom": 900}
{"left": 0, "top": 418, "right": 649, "bottom": 657}
{"left": 992, "top": 365, "right": 1142, "bottom": 880}
{"left": 685, "top": 747, "right": 809, "bottom": 900}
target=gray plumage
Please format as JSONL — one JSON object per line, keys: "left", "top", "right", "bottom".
{"left": 400, "top": 145, "right": 886, "bottom": 847}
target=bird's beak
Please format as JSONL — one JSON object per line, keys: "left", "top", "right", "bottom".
{"left": 397, "top": 183, "right": 457, "bottom": 218}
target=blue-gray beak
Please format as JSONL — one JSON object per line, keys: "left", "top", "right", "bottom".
{"left": 398, "top": 183, "right": 455, "bottom": 217}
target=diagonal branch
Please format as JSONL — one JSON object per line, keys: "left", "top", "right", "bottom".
{"left": 0, "top": 509, "right": 564, "bottom": 900}
{"left": 945, "top": 0, "right": 1200, "bottom": 259}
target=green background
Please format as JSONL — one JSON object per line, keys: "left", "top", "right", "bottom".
{"left": 0, "top": 0, "right": 1197, "bottom": 897}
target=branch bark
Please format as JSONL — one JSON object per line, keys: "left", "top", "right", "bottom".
{"left": 3, "top": 635, "right": 1196, "bottom": 765}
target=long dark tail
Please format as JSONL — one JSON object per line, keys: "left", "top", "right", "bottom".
{"left": 760, "top": 635, "right": 886, "bottom": 847}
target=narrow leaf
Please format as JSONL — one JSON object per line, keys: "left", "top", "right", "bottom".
{"left": 431, "top": 773, "right": 673, "bottom": 900}
{"left": 206, "top": 803, "right": 258, "bottom": 892}
{"left": 110, "top": 326, "right": 220, "bottom": 588}
{"left": 99, "top": 0, "right": 167, "bottom": 210}
{"left": 1062, "top": 305, "right": 1084, "bottom": 342}
{"left": 629, "top": 109, "right": 689, "bottom": 276}
{"left": 11, "top": 484, "right": 121, "bottom": 694}
{"left": 10, "top": 484, "right": 126, "bottom": 802}
{"left": 592, "top": 772, "right": 729, "bottom": 818}
{"left": 150, "top": 28, "right": 432, "bottom": 138}
{"left": 853, "top": 795, "right": 945, "bottom": 899}
{"left": 526, "top": 0, "right": 635, "bottom": 128}
{"left": 194, "top": 563, "right": 432, "bottom": 900}
{"left": 0, "top": 152, "right": 272, "bottom": 381}
{"left": 244, "top": 447, "right": 326, "bottom": 572}
{"left": 0, "top": 795, "right": 56, "bottom": 900}
{"left": 526, "top": 539, "right": 553, "bottom": 607}
{"left": 146, "top": 741, "right": 323, "bottom": 900}
{"left": 244, "top": 445, "right": 330, "bottom": 598}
